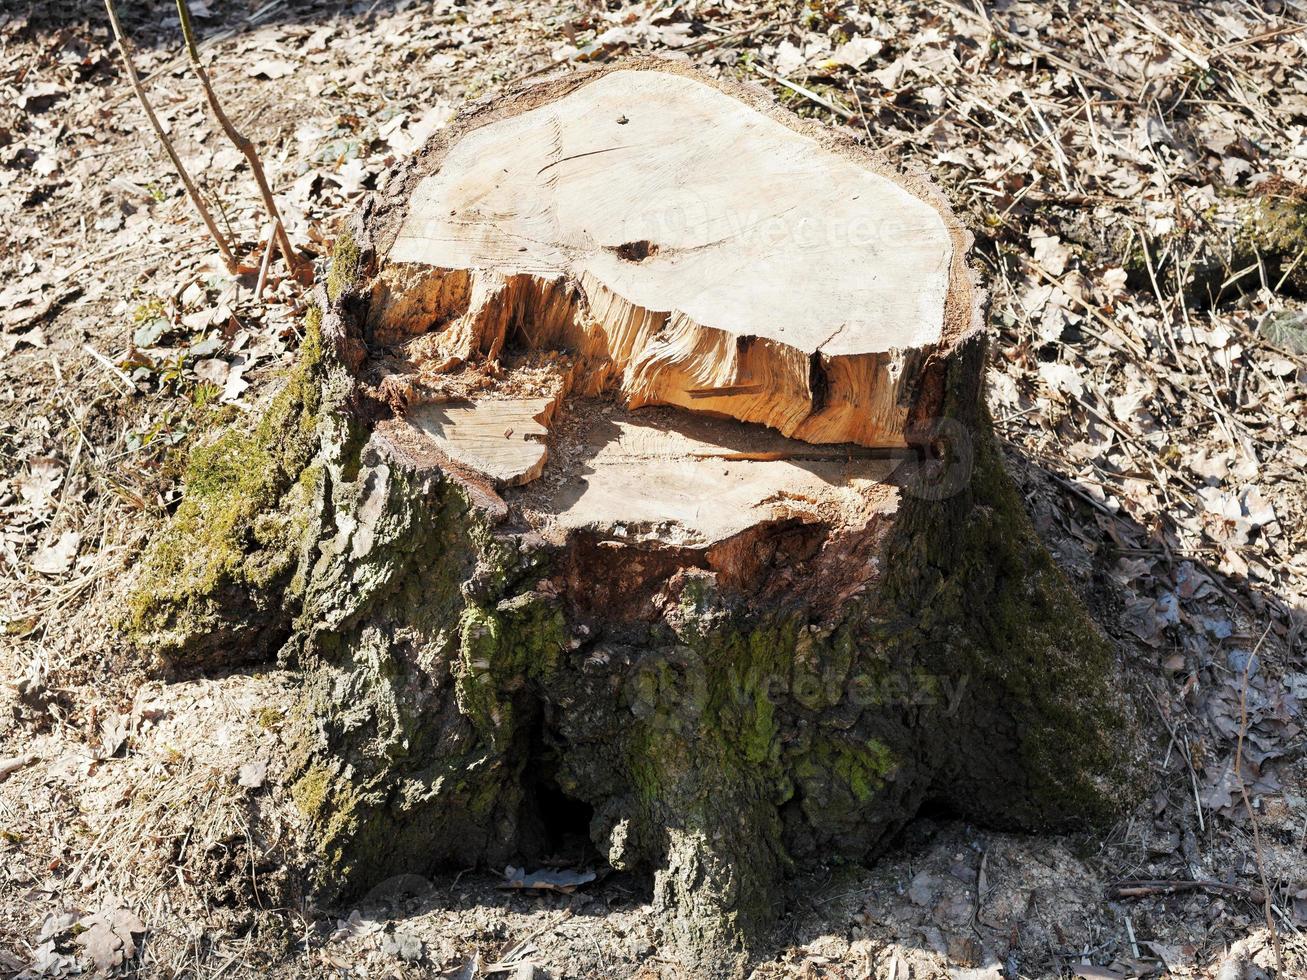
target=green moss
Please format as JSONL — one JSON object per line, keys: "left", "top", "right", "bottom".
{"left": 795, "top": 737, "right": 898, "bottom": 805}
{"left": 292, "top": 761, "right": 374, "bottom": 883}
{"left": 455, "top": 605, "right": 507, "bottom": 735}
{"left": 845, "top": 740, "right": 897, "bottom": 800}
{"left": 255, "top": 706, "right": 285, "bottom": 731}
{"left": 1239, "top": 194, "right": 1307, "bottom": 293}
{"left": 710, "top": 626, "right": 792, "bottom": 765}
{"left": 741, "top": 678, "right": 777, "bottom": 766}
{"left": 126, "top": 311, "right": 326, "bottom": 665}
{"left": 291, "top": 763, "right": 333, "bottom": 816}
{"left": 1171, "top": 190, "right": 1307, "bottom": 303}
{"left": 455, "top": 595, "right": 566, "bottom": 742}
{"left": 326, "top": 232, "right": 361, "bottom": 303}
{"left": 617, "top": 617, "right": 899, "bottom": 830}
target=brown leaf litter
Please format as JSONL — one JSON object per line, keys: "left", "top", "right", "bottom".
{"left": 1, "top": 0, "right": 1305, "bottom": 977}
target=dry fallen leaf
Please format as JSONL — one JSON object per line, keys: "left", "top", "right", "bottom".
{"left": 75, "top": 907, "right": 145, "bottom": 976}
{"left": 330, "top": 909, "right": 384, "bottom": 942}
{"left": 1037, "top": 361, "right": 1085, "bottom": 399}
{"left": 31, "top": 531, "right": 81, "bottom": 576}
{"left": 222, "top": 354, "right": 251, "bottom": 403}
{"left": 1071, "top": 966, "right": 1125, "bottom": 980}
{"left": 501, "top": 866, "right": 596, "bottom": 894}
{"left": 98, "top": 712, "right": 129, "bottom": 760}
{"left": 1030, "top": 233, "right": 1071, "bottom": 278}
{"left": 830, "top": 35, "right": 883, "bottom": 68}
{"left": 15, "top": 456, "right": 64, "bottom": 513}
{"left": 245, "top": 58, "right": 296, "bottom": 80}
{"left": 238, "top": 759, "right": 267, "bottom": 788}
{"left": 194, "top": 357, "right": 229, "bottom": 388}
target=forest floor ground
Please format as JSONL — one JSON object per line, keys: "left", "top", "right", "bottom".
{"left": 2, "top": 0, "right": 1306, "bottom": 977}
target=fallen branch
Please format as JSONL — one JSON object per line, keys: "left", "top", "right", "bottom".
{"left": 103, "top": 0, "right": 237, "bottom": 273}
{"left": 175, "top": 0, "right": 310, "bottom": 281}
{"left": 1108, "top": 879, "right": 1256, "bottom": 901}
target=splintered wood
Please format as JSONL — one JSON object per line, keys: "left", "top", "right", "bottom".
{"left": 362, "top": 62, "right": 977, "bottom": 525}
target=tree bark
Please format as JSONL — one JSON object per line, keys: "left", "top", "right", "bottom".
{"left": 128, "top": 60, "right": 1143, "bottom": 978}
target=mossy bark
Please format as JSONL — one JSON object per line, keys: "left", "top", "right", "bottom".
{"left": 1057, "top": 184, "right": 1307, "bottom": 306}
{"left": 125, "top": 311, "right": 326, "bottom": 673}
{"left": 267, "top": 347, "right": 1141, "bottom": 977}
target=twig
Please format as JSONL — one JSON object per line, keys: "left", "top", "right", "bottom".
{"left": 1215, "top": 23, "right": 1307, "bottom": 56}
{"left": 752, "top": 63, "right": 856, "bottom": 121}
{"left": 103, "top": 0, "right": 237, "bottom": 273}
{"left": 1118, "top": 0, "right": 1211, "bottom": 71}
{"left": 1074, "top": 75, "right": 1105, "bottom": 164}
{"left": 672, "top": 25, "right": 763, "bottom": 55}
{"left": 1273, "top": 246, "right": 1307, "bottom": 293}
{"left": 102, "top": 0, "right": 288, "bottom": 108}
{"left": 1002, "top": 441, "right": 1140, "bottom": 533}
{"left": 103, "top": 28, "right": 236, "bottom": 108}
{"left": 1235, "top": 625, "right": 1285, "bottom": 974}
{"left": 175, "top": 0, "right": 309, "bottom": 280}
{"left": 1142, "top": 684, "right": 1205, "bottom": 833}
{"left": 1021, "top": 90, "right": 1071, "bottom": 193}
{"left": 1108, "top": 879, "right": 1254, "bottom": 900}
{"left": 83, "top": 343, "right": 136, "bottom": 392}
{"left": 254, "top": 219, "right": 279, "bottom": 301}
{"left": 1124, "top": 914, "right": 1139, "bottom": 959}
{"left": 846, "top": 80, "right": 876, "bottom": 146}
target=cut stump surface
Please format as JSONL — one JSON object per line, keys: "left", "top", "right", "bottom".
{"left": 365, "top": 63, "right": 977, "bottom": 452}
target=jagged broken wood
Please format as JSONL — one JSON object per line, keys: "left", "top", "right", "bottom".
{"left": 128, "top": 60, "right": 1142, "bottom": 979}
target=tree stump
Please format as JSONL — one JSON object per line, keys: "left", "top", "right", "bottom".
{"left": 129, "top": 61, "right": 1142, "bottom": 977}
